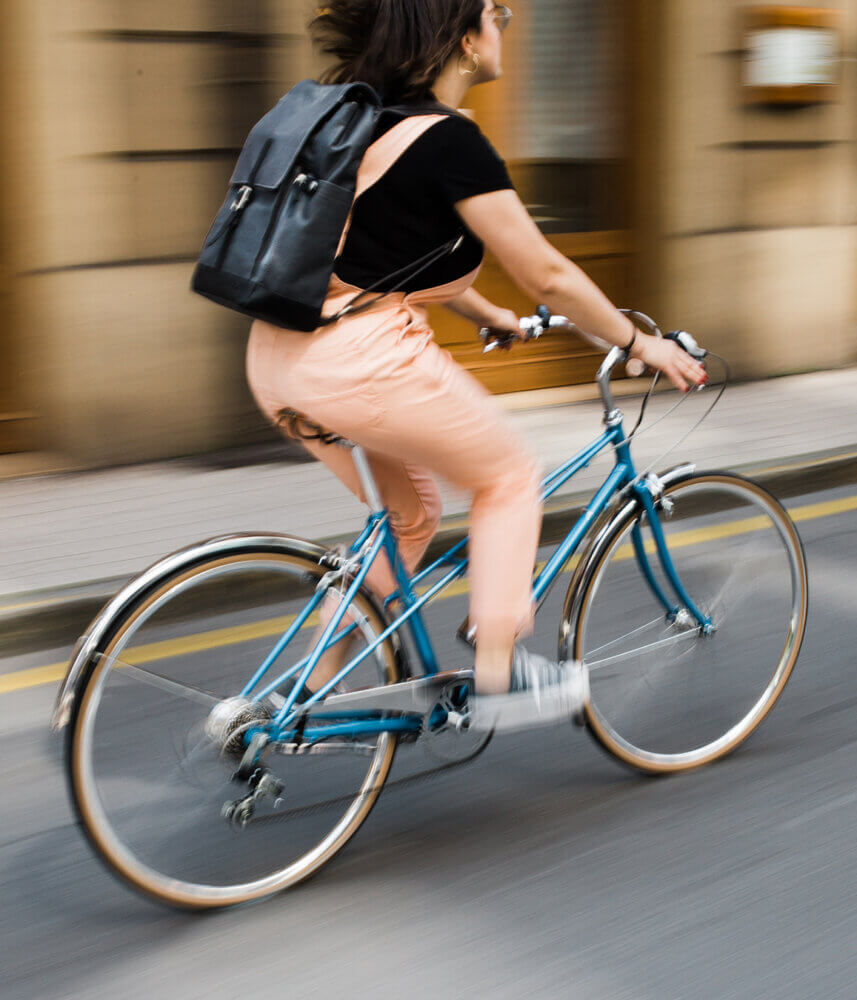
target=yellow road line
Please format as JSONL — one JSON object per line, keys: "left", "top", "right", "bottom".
{"left": 0, "top": 577, "right": 475, "bottom": 697}
{"left": 5, "top": 491, "right": 857, "bottom": 699}
{"left": 786, "top": 494, "right": 857, "bottom": 523}
{"left": 1, "top": 662, "right": 68, "bottom": 694}
{"left": 747, "top": 449, "right": 857, "bottom": 479}
{"left": 0, "top": 615, "right": 299, "bottom": 696}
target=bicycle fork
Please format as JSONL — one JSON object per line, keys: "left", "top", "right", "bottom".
{"left": 631, "top": 478, "right": 714, "bottom": 634}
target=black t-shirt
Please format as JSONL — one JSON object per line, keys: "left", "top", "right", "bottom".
{"left": 335, "top": 112, "right": 514, "bottom": 293}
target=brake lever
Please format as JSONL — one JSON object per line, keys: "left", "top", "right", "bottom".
{"left": 665, "top": 330, "right": 708, "bottom": 360}
{"left": 479, "top": 327, "right": 523, "bottom": 354}
{"left": 479, "top": 308, "right": 552, "bottom": 354}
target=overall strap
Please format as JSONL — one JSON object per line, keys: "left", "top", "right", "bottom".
{"left": 335, "top": 114, "right": 449, "bottom": 258}
{"left": 322, "top": 113, "right": 464, "bottom": 326}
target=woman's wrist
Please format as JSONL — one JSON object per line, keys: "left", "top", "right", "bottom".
{"left": 625, "top": 321, "right": 644, "bottom": 358}
{"left": 486, "top": 305, "right": 519, "bottom": 331}
{"left": 487, "top": 305, "right": 508, "bottom": 326}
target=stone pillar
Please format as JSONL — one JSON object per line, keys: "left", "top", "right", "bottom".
{"left": 0, "top": 0, "right": 37, "bottom": 453}
{"left": 6, "top": 1, "right": 280, "bottom": 465}
{"left": 641, "top": 0, "right": 857, "bottom": 377}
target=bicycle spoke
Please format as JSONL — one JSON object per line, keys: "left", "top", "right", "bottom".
{"left": 585, "top": 626, "right": 700, "bottom": 672}
{"left": 584, "top": 615, "right": 666, "bottom": 660}
{"left": 72, "top": 546, "right": 402, "bottom": 906}
{"left": 701, "top": 539, "right": 777, "bottom": 627}
{"left": 574, "top": 474, "right": 806, "bottom": 769}
{"left": 254, "top": 618, "right": 364, "bottom": 701}
{"left": 100, "top": 654, "right": 221, "bottom": 708}
{"left": 169, "top": 729, "right": 228, "bottom": 792}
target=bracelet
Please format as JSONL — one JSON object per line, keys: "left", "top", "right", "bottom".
{"left": 623, "top": 324, "right": 637, "bottom": 357}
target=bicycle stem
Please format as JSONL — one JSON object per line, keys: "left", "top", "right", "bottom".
{"left": 597, "top": 345, "right": 626, "bottom": 425}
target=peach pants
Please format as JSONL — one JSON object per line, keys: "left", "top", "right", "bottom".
{"left": 246, "top": 292, "right": 542, "bottom": 648}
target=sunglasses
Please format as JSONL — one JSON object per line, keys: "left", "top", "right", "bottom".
{"left": 491, "top": 4, "right": 513, "bottom": 32}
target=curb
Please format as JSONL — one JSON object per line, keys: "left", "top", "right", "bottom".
{"left": 3, "top": 446, "right": 856, "bottom": 657}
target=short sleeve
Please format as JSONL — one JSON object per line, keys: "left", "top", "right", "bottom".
{"left": 429, "top": 116, "right": 515, "bottom": 204}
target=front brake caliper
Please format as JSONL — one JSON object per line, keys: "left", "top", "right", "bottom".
{"left": 644, "top": 473, "right": 673, "bottom": 514}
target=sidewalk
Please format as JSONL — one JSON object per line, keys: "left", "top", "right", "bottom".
{"left": 3, "top": 367, "right": 857, "bottom": 632}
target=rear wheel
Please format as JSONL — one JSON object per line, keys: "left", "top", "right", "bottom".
{"left": 562, "top": 472, "right": 808, "bottom": 773}
{"left": 68, "top": 543, "right": 401, "bottom": 909}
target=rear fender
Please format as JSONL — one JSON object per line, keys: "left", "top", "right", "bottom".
{"left": 50, "top": 533, "right": 404, "bottom": 730}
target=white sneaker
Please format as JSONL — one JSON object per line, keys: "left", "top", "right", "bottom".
{"left": 469, "top": 646, "right": 589, "bottom": 733}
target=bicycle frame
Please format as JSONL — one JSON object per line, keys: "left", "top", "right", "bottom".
{"left": 238, "top": 384, "right": 711, "bottom": 749}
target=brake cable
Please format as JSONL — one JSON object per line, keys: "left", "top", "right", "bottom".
{"left": 620, "top": 351, "right": 731, "bottom": 496}
{"left": 496, "top": 312, "right": 732, "bottom": 496}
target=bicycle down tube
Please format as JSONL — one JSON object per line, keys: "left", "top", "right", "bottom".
{"left": 241, "top": 434, "right": 710, "bottom": 744}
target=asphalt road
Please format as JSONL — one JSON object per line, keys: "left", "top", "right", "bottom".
{"left": 3, "top": 479, "right": 857, "bottom": 1000}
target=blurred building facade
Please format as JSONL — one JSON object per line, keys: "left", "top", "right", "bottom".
{"left": 1, "top": 0, "right": 855, "bottom": 466}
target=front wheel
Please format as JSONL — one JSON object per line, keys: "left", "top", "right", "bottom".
{"left": 67, "top": 541, "right": 402, "bottom": 909}
{"left": 561, "top": 472, "right": 808, "bottom": 773}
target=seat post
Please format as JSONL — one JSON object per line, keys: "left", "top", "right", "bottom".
{"left": 350, "top": 444, "right": 385, "bottom": 513}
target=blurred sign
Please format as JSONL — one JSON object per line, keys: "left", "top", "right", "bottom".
{"left": 743, "top": 6, "right": 840, "bottom": 104}
{"left": 746, "top": 27, "right": 837, "bottom": 86}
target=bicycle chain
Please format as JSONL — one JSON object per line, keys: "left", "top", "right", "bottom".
{"left": 245, "top": 734, "right": 492, "bottom": 827}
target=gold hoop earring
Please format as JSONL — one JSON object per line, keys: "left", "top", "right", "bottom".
{"left": 458, "top": 52, "right": 480, "bottom": 77}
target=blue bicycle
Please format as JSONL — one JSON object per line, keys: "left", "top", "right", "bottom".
{"left": 53, "top": 310, "right": 808, "bottom": 909}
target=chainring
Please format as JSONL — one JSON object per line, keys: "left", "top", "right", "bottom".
{"left": 420, "top": 681, "right": 493, "bottom": 763}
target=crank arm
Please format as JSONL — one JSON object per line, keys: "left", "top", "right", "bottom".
{"left": 274, "top": 740, "right": 380, "bottom": 757}
{"left": 303, "top": 669, "right": 473, "bottom": 717}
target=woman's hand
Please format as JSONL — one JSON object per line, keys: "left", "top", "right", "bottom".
{"left": 444, "top": 291, "right": 522, "bottom": 347}
{"left": 481, "top": 307, "right": 523, "bottom": 349}
{"left": 632, "top": 334, "right": 708, "bottom": 393}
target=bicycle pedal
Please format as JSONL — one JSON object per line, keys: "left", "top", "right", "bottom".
{"left": 456, "top": 617, "right": 476, "bottom": 649}
{"left": 222, "top": 797, "right": 255, "bottom": 828}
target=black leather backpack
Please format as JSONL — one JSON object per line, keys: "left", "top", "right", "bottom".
{"left": 192, "top": 79, "right": 461, "bottom": 331}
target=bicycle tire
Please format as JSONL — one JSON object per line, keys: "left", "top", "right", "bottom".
{"left": 67, "top": 540, "right": 402, "bottom": 909}
{"left": 560, "top": 471, "right": 808, "bottom": 774}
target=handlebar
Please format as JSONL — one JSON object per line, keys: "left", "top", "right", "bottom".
{"left": 480, "top": 307, "right": 707, "bottom": 361}
{"left": 479, "top": 307, "right": 709, "bottom": 417}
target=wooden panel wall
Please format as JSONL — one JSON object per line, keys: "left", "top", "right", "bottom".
{"left": 429, "top": 232, "right": 632, "bottom": 394}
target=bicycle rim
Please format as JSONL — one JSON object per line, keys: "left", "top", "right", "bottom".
{"left": 69, "top": 548, "right": 400, "bottom": 908}
{"left": 566, "top": 473, "right": 808, "bottom": 773}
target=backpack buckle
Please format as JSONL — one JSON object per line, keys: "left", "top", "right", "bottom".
{"left": 293, "top": 173, "right": 319, "bottom": 195}
{"left": 230, "top": 185, "right": 253, "bottom": 213}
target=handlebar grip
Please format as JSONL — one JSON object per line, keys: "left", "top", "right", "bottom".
{"left": 479, "top": 327, "right": 516, "bottom": 353}
{"left": 665, "top": 330, "right": 707, "bottom": 360}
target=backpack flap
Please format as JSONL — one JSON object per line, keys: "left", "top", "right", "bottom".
{"left": 229, "top": 80, "right": 378, "bottom": 191}
{"left": 193, "top": 80, "right": 382, "bottom": 330}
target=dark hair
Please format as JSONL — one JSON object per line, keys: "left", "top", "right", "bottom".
{"left": 309, "top": 0, "right": 486, "bottom": 104}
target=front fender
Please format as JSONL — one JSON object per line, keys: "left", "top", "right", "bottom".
{"left": 50, "top": 532, "right": 330, "bottom": 731}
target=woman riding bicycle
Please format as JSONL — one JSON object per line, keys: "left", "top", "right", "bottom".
{"left": 246, "top": 0, "right": 707, "bottom": 729}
